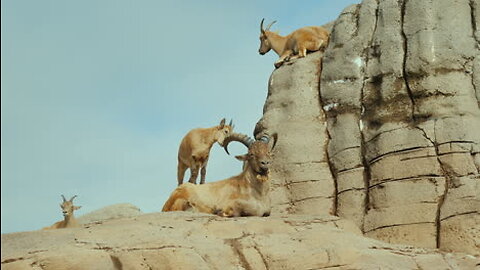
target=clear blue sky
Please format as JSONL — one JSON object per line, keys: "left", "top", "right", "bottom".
{"left": 1, "top": 0, "right": 359, "bottom": 233}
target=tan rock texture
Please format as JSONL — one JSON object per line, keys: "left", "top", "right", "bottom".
{"left": 255, "top": 0, "right": 480, "bottom": 255}
{"left": 3, "top": 0, "right": 479, "bottom": 268}
{"left": 2, "top": 212, "right": 479, "bottom": 270}
{"left": 255, "top": 51, "right": 336, "bottom": 216}
{"left": 77, "top": 203, "right": 143, "bottom": 225}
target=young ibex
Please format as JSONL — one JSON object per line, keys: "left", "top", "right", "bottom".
{"left": 42, "top": 195, "right": 81, "bottom": 230}
{"left": 258, "top": 19, "right": 330, "bottom": 68}
{"left": 163, "top": 133, "right": 278, "bottom": 217}
{"left": 177, "top": 118, "right": 234, "bottom": 185}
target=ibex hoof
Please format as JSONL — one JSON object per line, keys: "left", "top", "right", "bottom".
{"left": 274, "top": 61, "right": 284, "bottom": 68}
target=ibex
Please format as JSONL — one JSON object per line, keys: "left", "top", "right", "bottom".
{"left": 258, "top": 19, "right": 329, "bottom": 68}
{"left": 42, "top": 195, "right": 81, "bottom": 230}
{"left": 177, "top": 118, "right": 234, "bottom": 185}
{"left": 163, "top": 133, "right": 278, "bottom": 217}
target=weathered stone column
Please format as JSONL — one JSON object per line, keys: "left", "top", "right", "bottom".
{"left": 255, "top": 51, "right": 335, "bottom": 216}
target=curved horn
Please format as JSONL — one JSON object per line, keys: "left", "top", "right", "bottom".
{"left": 69, "top": 195, "right": 78, "bottom": 202}
{"left": 61, "top": 195, "right": 67, "bottom": 202}
{"left": 258, "top": 133, "right": 279, "bottom": 150}
{"left": 260, "top": 18, "right": 265, "bottom": 33}
{"left": 270, "top": 133, "right": 278, "bottom": 150}
{"left": 266, "top": 20, "right": 277, "bottom": 31}
{"left": 223, "top": 133, "right": 254, "bottom": 155}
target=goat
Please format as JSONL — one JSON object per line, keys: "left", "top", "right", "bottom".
{"left": 258, "top": 19, "right": 329, "bottom": 68}
{"left": 177, "top": 118, "right": 234, "bottom": 185}
{"left": 42, "top": 195, "right": 81, "bottom": 230}
{"left": 163, "top": 133, "right": 278, "bottom": 217}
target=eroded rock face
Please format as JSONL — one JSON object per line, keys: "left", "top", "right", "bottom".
{"left": 255, "top": 0, "right": 480, "bottom": 255}
{"left": 2, "top": 213, "right": 478, "bottom": 270}
{"left": 255, "top": 51, "right": 335, "bottom": 216}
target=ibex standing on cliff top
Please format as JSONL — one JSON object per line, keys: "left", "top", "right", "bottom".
{"left": 258, "top": 19, "right": 329, "bottom": 68}
{"left": 177, "top": 118, "right": 234, "bottom": 185}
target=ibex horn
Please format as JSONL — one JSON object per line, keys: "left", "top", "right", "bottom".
{"left": 260, "top": 18, "right": 265, "bottom": 33}
{"left": 266, "top": 20, "right": 277, "bottom": 31}
{"left": 223, "top": 133, "right": 254, "bottom": 155}
{"left": 258, "top": 133, "right": 279, "bottom": 150}
{"left": 271, "top": 133, "right": 278, "bottom": 150}
{"left": 69, "top": 195, "right": 78, "bottom": 202}
{"left": 61, "top": 195, "right": 67, "bottom": 202}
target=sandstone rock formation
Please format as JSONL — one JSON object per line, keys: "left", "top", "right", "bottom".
{"left": 2, "top": 212, "right": 479, "bottom": 270}
{"left": 255, "top": 51, "right": 336, "bottom": 217}
{"left": 77, "top": 203, "right": 142, "bottom": 225}
{"left": 3, "top": 0, "right": 479, "bottom": 268}
{"left": 255, "top": 0, "right": 480, "bottom": 256}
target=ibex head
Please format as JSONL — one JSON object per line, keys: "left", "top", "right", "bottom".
{"left": 215, "top": 118, "right": 234, "bottom": 146}
{"left": 259, "top": 18, "right": 277, "bottom": 55}
{"left": 223, "top": 132, "right": 278, "bottom": 178}
{"left": 60, "top": 195, "right": 81, "bottom": 218}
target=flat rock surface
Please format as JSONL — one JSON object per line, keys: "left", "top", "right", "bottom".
{"left": 2, "top": 212, "right": 478, "bottom": 270}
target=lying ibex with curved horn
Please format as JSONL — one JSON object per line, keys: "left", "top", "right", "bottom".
{"left": 42, "top": 195, "right": 81, "bottom": 230}
{"left": 177, "top": 118, "right": 234, "bottom": 185}
{"left": 259, "top": 18, "right": 330, "bottom": 68}
{"left": 163, "top": 132, "right": 278, "bottom": 217}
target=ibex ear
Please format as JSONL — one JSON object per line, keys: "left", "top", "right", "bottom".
{"left": 219, "top": 118, "right": 226, "bottom": 127}
{"left": 74, "top": 206, "right": 82, "bottom": 210}
{"left": 235, "top": 154, "right": 248, "bottom": 161}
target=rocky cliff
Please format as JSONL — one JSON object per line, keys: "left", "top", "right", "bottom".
{"left": 255, "top": 0, "right": 480, "bottom": 255}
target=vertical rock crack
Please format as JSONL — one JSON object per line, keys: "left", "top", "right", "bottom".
{"left": 400, "top": 0, "right": 417, "bottom": 122}
{"left": 416, "top": 125, "right": 450, "bottom": 249}
{"left": 359, "top": 0, "right": 380, "bottom": 230}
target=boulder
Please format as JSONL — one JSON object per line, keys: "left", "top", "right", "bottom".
{"left": 77, "top": 203, "right": 142, "bottom": 224}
